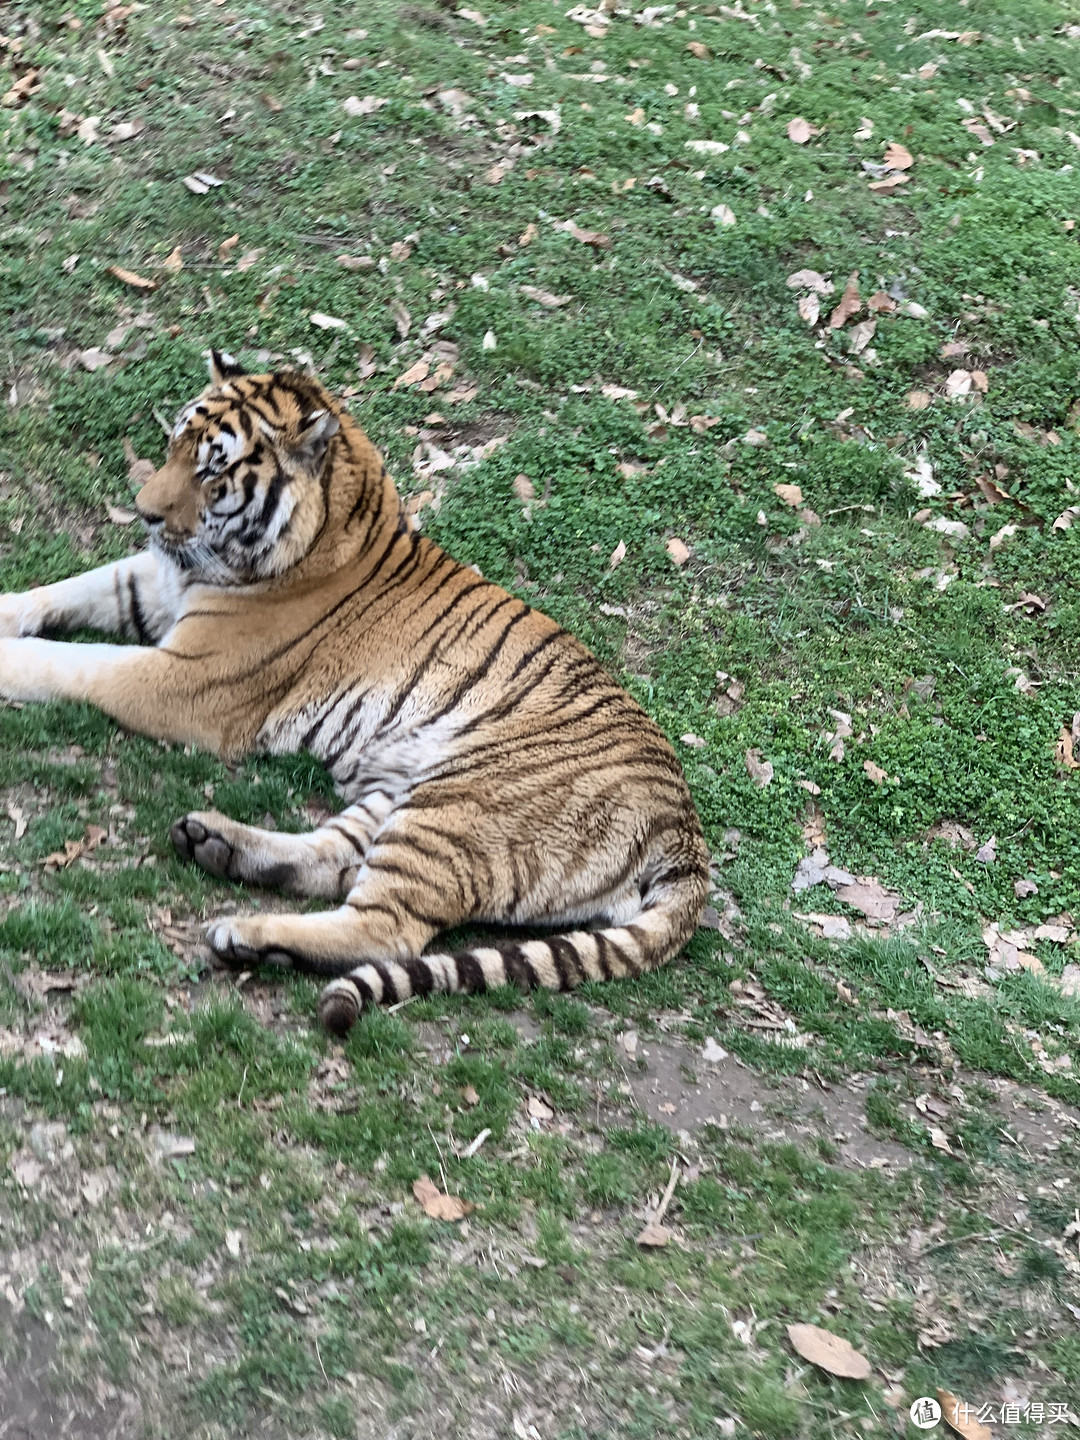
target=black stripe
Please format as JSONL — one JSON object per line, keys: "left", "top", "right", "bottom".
{"left": 454, "top": 951, "right": 487, "bottom": 994}
{"left": 400, "top": 959, "right": 435, "bottom": 997}
{"left": 500, "top": 944, "right": 538, "bottom": 991}
{"left": 548, "top": 935, "right": 582, "bottom": 990}
{"left": 127, "top": 575, "right": 150, "bottom": 644}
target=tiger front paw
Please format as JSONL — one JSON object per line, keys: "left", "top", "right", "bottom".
{"left": 171, "top": 811, "right": 235, "bottom": 878}
{"left": 0, "top": 594, "right": 33, "bottom": 640}
{"left": 206, "top": 917, "right": 294, "bottom": 971}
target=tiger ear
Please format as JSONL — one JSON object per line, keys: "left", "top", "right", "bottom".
{"left": 293, "top": 408, "right": 340, "bottom": 472}
{"left": 207, "top": 348, "right": 245, "bottom": 385}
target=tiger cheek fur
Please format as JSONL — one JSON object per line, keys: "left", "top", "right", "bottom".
{"left": 0, "top": 356, "right": 710, "bottom": 1033}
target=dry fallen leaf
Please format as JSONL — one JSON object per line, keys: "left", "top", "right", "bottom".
{"left": 413, "top": 1174, "right": 472, "bottom": 1221}
{"left": 773, "top": 483, "right": 803, "bottom": 507}
{"left": 863, "top": 760, "right": 888, "bottom": 785}
{"left": 848, "top": 318, "right": 877, "bottom": 354}
{"left": 559, "top": 221, "right": 611, "bottom": 249}
{"left": 518, "top": 222, "right": 538, "bottom": 247}
{"left": 938, "top": 1390, "right": 993, "bottom": 1440}
{"left": 513, "top": 474, "right": 535, "bottom": 506}
{"left": 5, "top": 802, "right": 27, "bottom": 840}
{"left": 798, "top": 293, "right": 820, "bottom": 326}
{"left": 357, "top": 343, "right": 377, "bottom": 380}
{"left": 786, "top": 269, "right": 834, "bottom": 294}
{"left": 907, "top": 390, "right": 932, "bottom": 410}
{"left": 929, "top": 1126, "right": 954, "bottom": 1154}
{"left": 217, "top": 233, "right": 240, "bottom": 263}
{"left": 608, "top": 539, "right": 626, "bottom": 570}
{"left": 1056, "top": 728, "right": 1079, "bottom": 770}
{"left": 124, "top": 436, "right": 155, "bottom": 486}
{"left": 787, "top": 117, "right": 820, "bottom": 144}
{"left": 310, "top": 311, "right": 348, "bottom": 331}
{"left": 392, "top": 300, "right": 412, "bottom": 339}
{"left": 462, "top": 1084, "right": 480, "bottom": 1107}
{"left": 527, "top": 1096, "right": 554, "bottom": 1121}
{"left": 182, "top": 171, "right": 224, "bottom": 194}
{"left": 829, "top": 271, "right": 861, "bottom": 328}
{"left": 520, "top": 285, "right": 572, "bottom": 308}
{"left": 225, "top": 1228, "right": 243, "bottom": 1257}
{"left": 635, "top": 1222, "right": 673, "bottom": 1247}
{"left": 883, "top": 141, "right": 914, "bottom": 170}
{"left": 786, "top": 1324, "right": 871, "bottom": 1379}
{"left": 344, "top": 94, "right": 389, "bottom": 117}
{"left": 834, "top": 878, "right": 900, "bottom": 923}
{"left": 711, "top": 203, "right": 736, "bottom": 227}
{"left": 393, "top": 359, "right": 431, "bottom": 390}
{"left": 665, "top": 537, "right": 690, "bottom": 566}
{"left": 106, "top": 264, "right": 157, "bottom": 292}
{"left": 745, "top": 749, "right": 774, "bottom": 788}
{"left": 162, "top": 244, "right": 184, "bottom": 275}
{"left": 686, "top": 41, "right": 710, "bottom": 59}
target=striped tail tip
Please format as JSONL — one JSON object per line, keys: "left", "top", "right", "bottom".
{"left": 318, "top": 977, "right": 364, "bottom": 1036}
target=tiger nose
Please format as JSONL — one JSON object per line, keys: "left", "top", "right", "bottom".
{"left": 134, "top": 493, "right": 165, "bottom": 527}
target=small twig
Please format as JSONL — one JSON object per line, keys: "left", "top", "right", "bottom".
{"left": 653, "top": 1157, "right": 680, "bottom": 1225}
{"left": 646, "top": 339, "right": 704, "bottom": 400}
{"left": 458, "top": 1127, "right": 491, "bottom": 1160}
{"left": 314, "top": 1334, "right": 328, "bottom": 1384}
{"left": 237, "top": 1064, "right": 248, "bottom": 1109}
{"left": 388, "top": 992, "right": 419, "bottom": 1013}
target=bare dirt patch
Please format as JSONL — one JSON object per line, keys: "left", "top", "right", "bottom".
{"left": 0, "top": 1300, "right": 140, "bottom": 1440}
{"left": 621, "top": 1030, "right": 914, "bottom": 1169}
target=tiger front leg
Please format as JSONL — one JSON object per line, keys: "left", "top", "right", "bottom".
{"left": 172, "top": 794, "right": 393, "bottom": 898}
{"left": 0, "top": 552, "right": 184, "bottom": 642}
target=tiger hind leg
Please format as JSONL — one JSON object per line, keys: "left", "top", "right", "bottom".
{"left": 172, "top": 795, "right": 392, "bottom": 898}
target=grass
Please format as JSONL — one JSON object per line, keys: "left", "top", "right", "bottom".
{"left": 1, "top": 0, "right": 1080, "bottom": 1435}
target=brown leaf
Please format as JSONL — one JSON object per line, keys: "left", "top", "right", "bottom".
{"left": 520, "top": 285, "right": 572, "bottom": 308}
{"left": 357, "top": 344, "right": 377, "bottom": 381}
{"left": 636, "top": 1222, "right": 674, "bottom": 1247}
{"left": 798, "top": 293, "right": 820, "bottom": 326}
{"left": 518, "top": 222, "right": 538, "bottom": 247}
{"left": 393, "top": 359, "right": 430, "bottom": 390}
{"left": 559, "top": 221, "right": 611, "bottom": 249}
{"left": 462, "top": 1085, "right": 480, "bottom": 1107}
{"left": 84, "top": 824, "right": 107, "bottom": 851}
{"left": 786, "top": 1323, "right": 871, "bottom": 1379}
{"left": 834, "top": 879, "right": 900, "bottom": 923}
{"left": 938, "top": 1390, "right": 993, "bottom": 1440}
{"left": 337, "top": 253, "right": 375, "bottom": 271}
{"left": 863, "top": 760, "right": 888, "bottom": 785}
{"left": 513, "top": 473, "right": 535, "bottom": 503}
{"left": 217, "top": 233, "right": 240, "bottom": 263}
{"left": 2, "top": 69, "right": 40, "bottom": 108}
{"left": 161, "top": 244, "right": 184, "bottom": 275}
{"left": 391, "top": 300, "right": 411, "bottom": 339}
{"left": 686, "top": 41, "right": 710, "bottom": 58}
{"left": 883, "top": 141, "right": 914, "bottom": 170}
{"left": 608, "top": 539, "right": 626, "bottom": 570}
{"left": 745, "top": 749, "right": 774, "bottom": 788}
{"left": 868, "top": 173, "right": 911, "bottom": 194}
{"left": 123, "top": 437, "right": 155, "bottom": 487}
{"left": 5, "top": 802, "right": 27, "bottom": 840}
{"left": 787, "top": 117, "right": 820, "bottom": 144}
{"left": 961, "top": 117, "right": 994, "bottom": 147}
{"left": 413, "top": 1174, "right": 472, "bottom": 1221}
{"left": 974, "top": 473, "right": 1009, "bottom": 504}
{"left": 447, "top": 385, "right": 478, "bottom": 405}
{"left": 828, "top": 271, "right": 861, "bottom": 328}
{"left": 773, "top": 483, "right": 803, "bottom": 507}
{"left": 260, "top": 92, "right": 283, "bottom": 112}
{"left": 527, "top": 1096, "right": 553, "bottom": 1121}
{"left": 665, "top": 537, "right": 690, "bottom": 566}
{"left": 867, "top": 290, "right": 897, "bottom": 313}
{"left": 106, "top": 264, "right": 157, "bottom": 292}
{"left": 1055, "top": 728, "right": 1079, "bottom": 770}
{"left": 44, "top": 839, "right": 85, "bottom": 871}
{"left": 906, "top": 390, "right": 932, "bottom": 410}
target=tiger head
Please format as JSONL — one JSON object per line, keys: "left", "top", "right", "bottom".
{"left": 135, "top": 351, "right": 342, "bottom": 584}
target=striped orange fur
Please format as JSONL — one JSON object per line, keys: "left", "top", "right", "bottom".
{"left": 0, "top": 354, "right": 709, "bottom": 1033}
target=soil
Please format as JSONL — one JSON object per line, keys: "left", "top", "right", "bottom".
{"left": 0, "top": 1301, "right": 140, "bottom": 1440}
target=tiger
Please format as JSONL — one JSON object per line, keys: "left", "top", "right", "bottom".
{"left": 0, "top": 353, "right": 710, "bottom": 1035}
